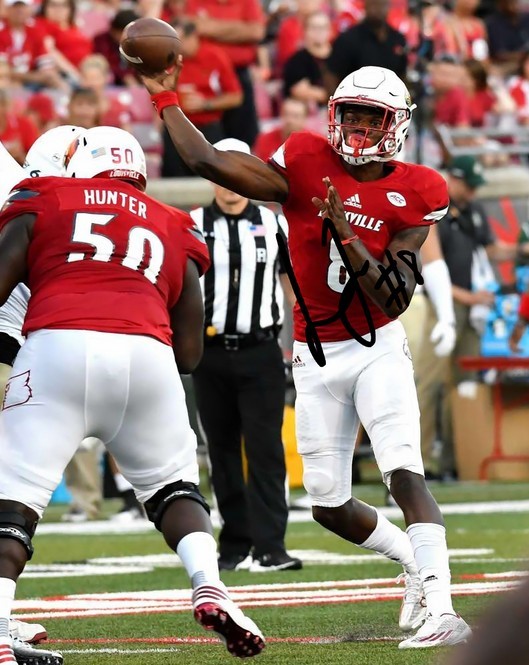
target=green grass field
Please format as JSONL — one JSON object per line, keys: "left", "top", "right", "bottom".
{"left": 17, "top": 480, "right": 529, "bottom": 665}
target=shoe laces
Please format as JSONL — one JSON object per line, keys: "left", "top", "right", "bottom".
{"left": 397, "top": 572, "right": 422, "bottom": 602}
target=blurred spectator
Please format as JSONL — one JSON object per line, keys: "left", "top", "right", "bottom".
{"left": 275, "top": 0, "right": 324, "bottom": 73}
{"left": 508, "top": 50, "right": 529, "bottom": 122}
{"left": 0, "top": 58, "right": 14, "bottom": 91}
{"left": 253, "top": 97, "right": 308, "bottom": 160}
{"left": 416, "top": 156, "right": 529, "bottom": 479}
{"left": 61, "top": 442, "right": 102, "bottom": 522}
{"left": 64, "top": 86, "right": 100, "bottom": 128}
{"left": 0, "top": 0, "right": 64, "bottom": 90}
{"left": 75, "top": 0, "right": 115, "bottom": 40}
{"left": 26, "top": 91, "right": 58, "bottom": 132}
{"left": 430, "top": 57, "right": 471, "bottom": 128}
{"left": 485, "top": 0, "right": 529, "bottom": 77}
{"left": 185, "top": 0, "right": 266, "bottom": 146}
{"left": 0, "top": 88, "right": 38, "bottom": 164}
{"left": 282, "top": 10, "right": 332, "bottom": 106}
{"left": 392, "top": 2, "right": 449, "bottom": 67}
{"left": 36, "top": 0, "right": 93, "bottom": 84}
{"left": 331, "top": 0, "right": 364, "bottom": 32}
{"left": 161, "top": 20, "right": 242, "bottom": 177}
{"left": 160, "top": 0, "right": 186, "bottom": 23}
{"left": 325, "top": 0, "right": 407, "bottom": 91}
{"left": 93, "top": 9, "right": 140, "bottom": 87}
{"left": 462, "top": 58, "right": 516, "bottom": 126}
{"left": 441, "top": 0, "right": 489, "bottom": 61}
{"left": 78, "top": 54, "right": 131, "bottom": 129}
{"left": 428, "top": 57, "right": 471, "bottom": 166}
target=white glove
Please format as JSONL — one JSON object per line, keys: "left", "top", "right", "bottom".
{"left": 430, "top": 320, "right": 456, "bottom": 357}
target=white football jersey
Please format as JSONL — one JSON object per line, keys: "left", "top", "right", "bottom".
{"left": 0, "top": 142, "right": 29, "bottom": 344}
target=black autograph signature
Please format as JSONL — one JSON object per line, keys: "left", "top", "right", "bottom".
{"left": 276, "top": 216, "right": 423, "bottom": 367}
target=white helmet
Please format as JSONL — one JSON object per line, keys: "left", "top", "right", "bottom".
{"left": 328, "top": 66, "right": 416, "bottom": 166}
{"left": 64, "top": 126, "right": 147, "bottom": 191}
{"left": 23, "top": 125, "right": 83, "bottom": 178}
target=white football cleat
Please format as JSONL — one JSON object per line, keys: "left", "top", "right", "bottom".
{"left": 397, "top": 572, "right": 427, "bottom": 631}
{"left": 9, "top": 619, "right": 47, "bottom": 644}
{"left": 192, "top": 582, "right": 265, "bottom": 657}
{"left": 398, "top": 612, "right": 472, "bottom": 649}
{"left": 12, "top": 636, "right": 63, "bottom": 664}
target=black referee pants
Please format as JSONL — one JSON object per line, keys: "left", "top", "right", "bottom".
{"left": 193, "top": 339, "right": 288, "bottom": 558}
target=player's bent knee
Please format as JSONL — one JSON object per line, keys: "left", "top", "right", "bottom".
{"left": 0, "top": 501, "right": 39, "bottom": 560}
{"left": 144, "top": 480, "right": 210, "bottom": 531}
{"left": 303, "top": 468, "right": 335, "bottom": 499}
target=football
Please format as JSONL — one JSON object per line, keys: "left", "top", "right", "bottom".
{"left": 119, "top": 17, "right": 181, "bottom": 77}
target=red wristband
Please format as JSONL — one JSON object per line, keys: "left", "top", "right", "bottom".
{"left": 151, "top": 91, "right": 180, "bottom": 119}
{"left": 520, "top": 292, "right": 529, "bottom": 321}
{"left": 341, "top": 234, "right": 359, "bottom": 246}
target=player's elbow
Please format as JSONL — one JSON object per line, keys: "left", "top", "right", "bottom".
{"left": 173, "top": 338, "right": 203, "bottom": 375}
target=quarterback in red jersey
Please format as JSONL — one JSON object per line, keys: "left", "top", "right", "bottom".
{"left": 0, "top": 126, "right": 264, "bottom": 661}
{"left": 142, "top": 64, "right": 469, "bottom": 648}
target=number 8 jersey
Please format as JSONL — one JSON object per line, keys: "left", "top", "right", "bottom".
{"left": 270, "top": 132, "right": 450, "bottom": 343}
{"left": 0, "top": 176, "right": 210, "bottom": 345}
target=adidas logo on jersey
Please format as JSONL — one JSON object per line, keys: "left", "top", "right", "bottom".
{"left": 292, "top": 355, "right": 305, "bottom": 368}
{"left": 343, "top": 193, "right": 362, "bottom": 208}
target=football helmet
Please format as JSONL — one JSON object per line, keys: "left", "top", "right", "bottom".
{"left": 328, "top": 66, "right": 416, "bottom": 165}
{"left": 23, "top": 125, "right": 83, "bottom": 178}
{"left": 64, "top": 126, "right": 147, "bottom": 190}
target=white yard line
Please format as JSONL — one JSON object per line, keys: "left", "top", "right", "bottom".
{"left": 12, "top": 574, "right": 526, "bottom": 621}
{"left": 35, "top": 500, "right": 529, "bottom": 536}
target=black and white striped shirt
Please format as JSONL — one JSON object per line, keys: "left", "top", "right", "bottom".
{"left": 190, "top": 201, "right": 288, "bottom": 335}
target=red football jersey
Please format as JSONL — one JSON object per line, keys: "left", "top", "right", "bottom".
{"left": 0, "top": 177, "right": 210, "bottom": 345}
{"left": 270, "top": 132, "right": 449, "bottom": 343}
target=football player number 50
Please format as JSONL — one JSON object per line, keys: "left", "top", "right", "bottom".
{"left": 67, "top": 212, "right": 164, "bottom": 285}
{"left": 327, "top": 241, "right": 348, "bottom": 293}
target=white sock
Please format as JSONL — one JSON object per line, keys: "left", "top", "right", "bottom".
{"left": 113, "top": 473, "right": 133, "bottom": 493}
{"left": 0, "top": 578, "right": 15, "bottom": 639}
{"left": 0, "top": 578, "right": 16, "bottom": 662}
{"left": 176, "top": 532, "right": 221, "bottom": 589}
{"left": 407, "top": 523, "right": 454, "bottom": 617}
{"left": 360, "top": 511, "right": 417, "bottom": 574}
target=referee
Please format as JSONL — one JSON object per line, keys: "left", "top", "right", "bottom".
{"left": 191, "top": 138, "right": 301, "bottom": 572}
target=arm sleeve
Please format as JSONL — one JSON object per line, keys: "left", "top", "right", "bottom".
{"left": 422, "top": 258, "right": 456, "bottom": 325}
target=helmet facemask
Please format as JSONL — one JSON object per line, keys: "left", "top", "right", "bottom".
{"left": 328, "top": 99, "right": 413, "bottom": 165}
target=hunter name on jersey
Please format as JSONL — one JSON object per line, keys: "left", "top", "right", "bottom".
{"left": 83, "top": 189, "right": 147, "bottom": 219}
{"left": 0, "top": 176, "right": 210, "bottom": 345}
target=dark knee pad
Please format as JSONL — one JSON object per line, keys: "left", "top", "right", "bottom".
{"left": 0, "top": 508, "right": 38, "bottom": 560}
{"left": 144, "top": 481, "right": 210, "bottom": 531}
